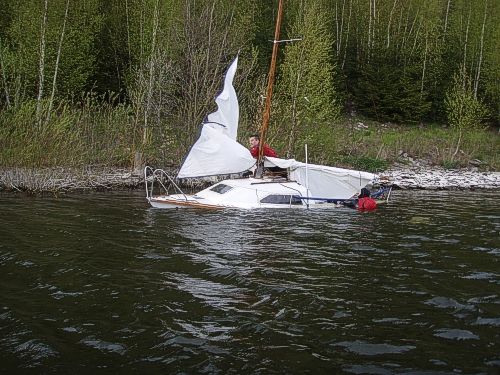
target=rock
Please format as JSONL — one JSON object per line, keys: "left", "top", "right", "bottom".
{"left": 376, "top": 168, "right": 500, "bottom": 190}
{"left": 355, "top": 122, "right": 368, "bottom": 130}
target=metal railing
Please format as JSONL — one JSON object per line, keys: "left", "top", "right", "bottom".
{"left": 144, "top": 166, "right": 188, "bottom": 202}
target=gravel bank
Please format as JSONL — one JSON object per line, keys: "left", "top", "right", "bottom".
{"left": 0, "top": 167, "right": 144, "bottom": 193}
{"left": 1, "top": 165, "right": 499, "bottom": 193}
{"left": 377, "top": 167, "right": 500, "bottom": 190}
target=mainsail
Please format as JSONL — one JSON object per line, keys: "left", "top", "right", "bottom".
{"left": 177, "top": 56, "right": 255, "bottom": 179}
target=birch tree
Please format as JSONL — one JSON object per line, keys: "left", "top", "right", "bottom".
{"left": 36, "top": 0, "right": 49, "bottom": 127}
{"left": 445, "top": 72, "right": 488, "bottom": 160}
{"left": 473, "top": 0, "right": 488, "bottom": 98}
{"left": 46, "top": 0, "right": 69, "bottom": 125}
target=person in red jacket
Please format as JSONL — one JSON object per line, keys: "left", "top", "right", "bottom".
{"left": 342, "top": 188, "right": 377, "bottom": 210}
{"left": 249, "top": 134, "right": 277, "bottom": 158}
{"left": 357, "top": 188, "right": 377, "bottom": 210}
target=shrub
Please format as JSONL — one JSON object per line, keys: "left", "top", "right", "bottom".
{"left": 445, "top": 73, "right": 489, "bottom": 132}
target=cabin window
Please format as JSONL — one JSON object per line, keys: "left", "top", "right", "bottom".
{"left": 210, "top": 184, "right": 233, "bottom": 194}
{"left": 260, "top": 194, "right": 303, "bottom": 205}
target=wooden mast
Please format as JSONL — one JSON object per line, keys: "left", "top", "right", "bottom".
{"left": 258, "top": 0, "right": 284, "bottom": 166}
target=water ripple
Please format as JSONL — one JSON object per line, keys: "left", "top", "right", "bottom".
{"left": 334, "top": 340, "right": 416, "bottom": 355}
{"left": 1, "top": 190, "right": 499, "bottom": 373}
{"left": 433, "top": 329, "right": 479, "bottom": 340}
{"left": 79, "top": 336, "right": 127, "bottom": 355}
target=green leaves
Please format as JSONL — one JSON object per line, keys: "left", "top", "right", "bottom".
{"left": 272, "top": 0, "right": 341, "bottom": 157}
{"left": 445, "top": 72, "right": 489, "bottom": 131}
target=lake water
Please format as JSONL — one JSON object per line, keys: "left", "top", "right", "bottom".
{"left": 1, "top": 190, "right": 499, "bottom": 374}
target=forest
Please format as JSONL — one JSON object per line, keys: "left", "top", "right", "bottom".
{"left": 0, "top": 0, "right": 498, "bottom": 171}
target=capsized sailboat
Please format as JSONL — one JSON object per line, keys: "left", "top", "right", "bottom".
{"left": 145, "top": 55, "right": 379, "bottom": 209}
{"left": 145, "top": 0, "right": 383, "bottom": 209}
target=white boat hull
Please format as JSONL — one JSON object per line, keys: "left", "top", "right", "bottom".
{"left": 149, "top": 196, "right": 342, "bottom": 209}
{"left": 149, "top": 195, "right": 223, "bottom": 209}
{"left": 147, "top": 177, "right": 354, "bottom": 210}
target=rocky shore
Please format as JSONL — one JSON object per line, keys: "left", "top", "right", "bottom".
{"left": 1, "top": 165, "right": 499, "bottom": 193}
{"left": 377, "top": 166, "right": 500, "bottom": 190}
{"left": 0, "top": 167, "right": 145, "bottom": 193}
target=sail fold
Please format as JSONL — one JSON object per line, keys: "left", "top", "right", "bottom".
{"left": 178, "top": 56, "right": 255, "bottom": 179}
{"left": 265, "top": 157, "right": 376, "bottom": 199}
{"left": 178, "top": 126, "right": 255, "bottom": 178}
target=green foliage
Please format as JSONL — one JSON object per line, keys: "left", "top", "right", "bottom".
{"left": 353, "top": 53, "right": 431, "bottom": 123}
{"left": 445, "top": 73, "right": 489, "bottom": 131}
{"left": 0, "top": 95, "right": 135, "bottom": 167}
{"left": 4, "top": 0, "right": 102, "bottom": 97}
{"left": 441, "top": 159, "right": 460, "bottom": 169}
{"left": 335, "top": 156, "right": 389, "bottom": 173}
{"left": 272, "top": 0, "right": 341, "bottom": 157}
{"left": 0, "top": 0, "right": 499, "bottom": 171}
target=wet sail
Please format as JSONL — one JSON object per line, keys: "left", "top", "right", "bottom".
{"left": 178, "top": 56, "right": 255, "bottom": 179}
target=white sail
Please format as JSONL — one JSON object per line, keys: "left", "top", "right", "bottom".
{"left": 265, "top": 157, "right": 376, "bottom": 199}
{"left": 178, "top": 126, "right": 255, "bottom": 178}
{"left": 205, "top": 55, "right": 239, "bottom": 140}
{"left": 178, "top": 55, "right": 255, "bottom": 179}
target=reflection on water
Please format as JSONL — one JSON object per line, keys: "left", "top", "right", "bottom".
{"left": 0, "top": 190, "right": 499, "bottom": 373}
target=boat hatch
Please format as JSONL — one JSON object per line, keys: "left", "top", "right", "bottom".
{"left": 210, "top": 184, "right": 233, "bottom": 194}
{"left": 260, "top": 194, "right": 303, "bottom": 205}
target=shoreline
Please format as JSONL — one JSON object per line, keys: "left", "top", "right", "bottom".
{"left": 1, "top": 165, "right": 499, "bottom": 193}
{"left": 0, "top": 167, "right": 145, "bottom": 193}
{"left": 377, "top": 166, "right": 500, "bottom": 190}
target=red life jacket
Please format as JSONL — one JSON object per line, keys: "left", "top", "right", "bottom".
{"left": 250, "top": 144, "right": 277, "bottom": 158}
{"left": 358, "top": 197, "right": 377, "bottom": 211}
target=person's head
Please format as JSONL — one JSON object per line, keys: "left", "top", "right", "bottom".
{"left": 249, "top": 134, "right": 260, "bottom": 148}
{"left": 359, "top": 188, "right": 371, "bottom": 198}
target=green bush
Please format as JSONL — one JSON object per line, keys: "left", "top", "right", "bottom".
{"left": 335, "top": 155, "right": 389, "bottom": 172}
{"left": 441, "top": 159, "right": 460, "bottom": 169}
{"left": 445, "top": 73, "right": 489, "bottom": 132}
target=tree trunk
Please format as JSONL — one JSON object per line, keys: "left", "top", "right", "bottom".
{"left": 340, "top": 0, "right": 345, "bottom": 56}
{"left": 452, "top": 129, "right": 463, "bottom": 161}
{"left": 341, "top": 0, "right": 352, "bottom": 70}
{"left": 125, "top": 0, "right": 132, "bottom": 76}
{"left": 36, "top": 0, "right": 49, "bottom": 128}
{"left": 335, "top": 0, "right": 346, "bottom": 58}
{"left": 335, "top": 1, "right": 340, "bottom": 57}
{"left": 203, "top": 1, "right": 217, "bottom": 93}
{"left": 462, "top": 4, "right": 471, "bottom": 90}
{"left": 474, "top": 0, "right": 488, "bottom": 99}
{"left": 395, "top": 5, "right": 403, "bottom": 51}
{"left": 443, "top": 0, "right": 451, "bottom": 36}
{"left": 372, "top": 0, "right": 376, "bottom": 51}
{"left": 386, "top": 0, "right": 397, "bottom": 48}
{"left": 0, "top": 39, "right": 11, "bottom": 108}
{"left": 400, "top": 6, "right": 410, "bottom": 53}
{"left": 420, "top": 30, "right": 428, "bottom": 98}
{"left": 367, "top": 0, "right": 372, "bottom": 62}
{"left": 287, "top": 47, "right": 305, "bottom": 158}
{"left": 410, "top": 16, "right": 422, "bottom": 59}
{"left": 46, "top": 0, "right": 70, "bottom": 125}
{"left": 143, "top": 0, "right": 160, "bottom": 145}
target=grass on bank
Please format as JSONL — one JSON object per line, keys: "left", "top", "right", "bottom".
{"left": 0, "top": 101, "right": 498, "bottom": 172}
{"left": 0, "top": 98, "right": 137, "bottom": 168}
{"left": 268, "top": 116, "right": 499, "bottom": 172}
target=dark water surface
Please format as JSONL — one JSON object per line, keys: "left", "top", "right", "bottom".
{"left": 1, "top": 190, "right": 499, "bottom": 374}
